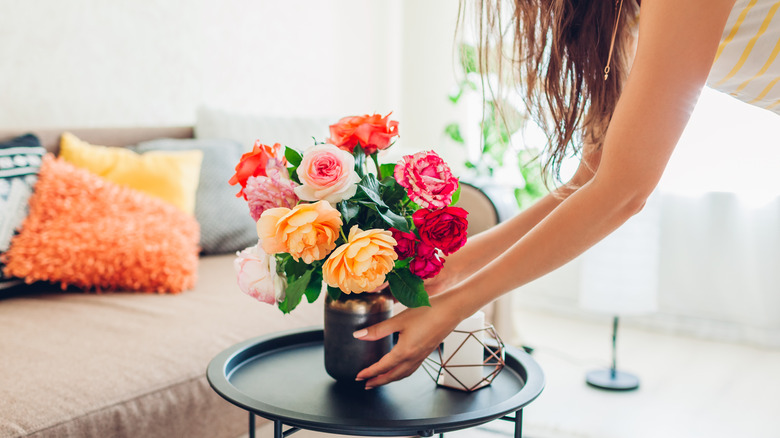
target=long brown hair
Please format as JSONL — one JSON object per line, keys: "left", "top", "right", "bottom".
{"left": 464, "top": 0, "right": 639, "bottom": 184}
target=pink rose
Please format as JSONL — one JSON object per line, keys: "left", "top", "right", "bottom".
{"left": 234, "top": 244, "right": 286, "bottom": 304}
{"left": 295, "top": 144, "right": 361, "bottom": 204}
{"left": 395, "top": 150, "right": 458, "bottom": 209}
{"left": 413, "top": 207, "right": 469, "bottom": 255}
{"left": 244, "top": 168, "right": 299, "bottom": 222}
{"left": 409, "top": 242, "right": 444, "bottom": 279}
{"left": 390, "top": 228, "right": 418, "bottom": 259}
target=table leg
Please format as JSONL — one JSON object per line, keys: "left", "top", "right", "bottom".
{"left": 514, "top": 409, "right": 523, "bottom": 438}
{"left": 274, "top": 419, "right": 283, "bottom": 438}
{"left": 249, "top": 412, "right": 255, "bottom": 438}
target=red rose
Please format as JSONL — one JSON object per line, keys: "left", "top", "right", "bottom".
{"left": 327, "top": 113, "right": 399, "bottom": 155}
{"left": 412, "top": 207, "right": 469, "bottom": 256}
{"left": 229, "top": 141, "right": 286, "bottom": 198}
{"left": 409, "top": 242, "right": 444, "bottom": 279}
{"left": 390, "top": 228, "right": 418, "bottom": 259}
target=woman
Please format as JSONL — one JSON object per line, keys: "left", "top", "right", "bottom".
{"left": 355, "top": 0, "right": 780, "bottom": 389}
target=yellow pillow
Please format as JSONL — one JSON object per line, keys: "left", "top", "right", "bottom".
{"left": 59, "top": 132, "right": 203, "bottom": 214}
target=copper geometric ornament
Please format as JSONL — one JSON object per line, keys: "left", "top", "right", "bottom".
{"left": 421, "top": 324, "right": 507, "bottom": 391}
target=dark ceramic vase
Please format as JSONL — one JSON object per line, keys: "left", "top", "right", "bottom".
{"left": 324, "top": 289, "right": 393, "bottom": 383}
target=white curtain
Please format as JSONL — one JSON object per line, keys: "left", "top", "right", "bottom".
{"left": 512, "top": 88, "right": 780, "bottom": 348}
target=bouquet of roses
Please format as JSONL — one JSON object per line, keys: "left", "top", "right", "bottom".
{"left": 230, "top": 113, "right": 469, "bottom": 313}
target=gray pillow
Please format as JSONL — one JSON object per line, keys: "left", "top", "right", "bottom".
{"left": 132, "top": 138, "right": 257, "bottom": 255}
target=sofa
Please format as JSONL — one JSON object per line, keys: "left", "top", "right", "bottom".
{"left": 0, "top": 126, "right": 329, "bottom": 438}
{"left": 0, "top": 124, "right": 505, "bottom": 438}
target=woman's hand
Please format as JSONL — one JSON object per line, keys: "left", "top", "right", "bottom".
{"left": 353, "top": 294, "right": 463, "bottom": 389}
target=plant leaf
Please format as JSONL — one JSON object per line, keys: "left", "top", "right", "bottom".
{"left": 388, "top": 269, "right": 430, "bottom": 308}
{"left": 394, "top": 258, "right": 411, "bottom": 269}
{"left": 285, "top": 146, "right": 302, "bottom": 167}
{"left": 450, "top": 181, "right": 462, "bottom": 206}
{"left": 353, "top": 144, "right": 366, "bottom": 177}
{"left": 304, "top": 270, "right": 323, "bottom": 304}
{"left": 362, "top": 202, "right": 409, "bottom": 232}
{"left": 337, "top": 201, "right": 361, "bottom": 225}
{"left": 278, "top": 268, "right": 313, "bottom": 313}
{"left": 327, "top": 285, "right": 342, "bottom": 301}
{"left": 379, "top": 163, "right": 397, "bottom": 179}
{"left": 444, "top": 123, "right": 465, "bottom": 144}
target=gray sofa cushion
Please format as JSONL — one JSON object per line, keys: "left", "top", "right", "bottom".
{"left": 132, "top": 138, "right": 258, "bottom": 255}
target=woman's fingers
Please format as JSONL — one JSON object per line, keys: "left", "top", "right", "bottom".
{"left": 353, "top": 314, "right": 401, "bottom": 341}
{"left": 364, "top": 358, "right": 425, "bottom": 389}
{"left": 355, "top": 348, "right": 405, "bottom": 382}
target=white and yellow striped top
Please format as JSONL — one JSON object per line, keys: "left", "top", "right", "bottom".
{"left": 708, "top": 0, "right": 780, "bottom": 113}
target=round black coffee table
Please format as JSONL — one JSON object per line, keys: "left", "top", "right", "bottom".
{"left": 207, "top": 327, "right": 544, "bottom": 437}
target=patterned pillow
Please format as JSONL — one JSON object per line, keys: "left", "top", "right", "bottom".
{"left": 0, "top": 134, "right": 45, "bottom": 291}
{"left": 132, "top": 138, "right": 258, "bottom": 254}
{"left": 2, "top": 156, "right": 200, "bottom": 293}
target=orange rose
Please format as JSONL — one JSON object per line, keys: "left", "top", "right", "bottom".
{"left": 322, "top": 226, "right": 398, "bottom": 294}
{"left": 327, "top": 113, "right": 399, "bottom": 154}
{"left": 229, "top": 141, "right": 286, "bottom": 198}
{"left": 256, "top": 201, "right": 342, "bottom": 264}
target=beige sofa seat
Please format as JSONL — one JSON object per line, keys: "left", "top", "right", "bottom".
{"left": 0, "top": 255, "right": 323, "bottom": 438}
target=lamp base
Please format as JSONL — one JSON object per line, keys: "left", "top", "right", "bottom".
{"left": 585, "top": 369, "right": 639, "bottom": 391}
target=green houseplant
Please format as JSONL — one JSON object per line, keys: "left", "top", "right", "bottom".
{"left": 444, "top": 44, "right": 547, "bottom": 211}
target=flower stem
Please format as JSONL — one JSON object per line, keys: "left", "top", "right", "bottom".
{"left": 371, "top": 153, "right": 382, "bottom": 179}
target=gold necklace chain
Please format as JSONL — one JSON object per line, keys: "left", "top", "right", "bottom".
{"left": 604, "top": 0, "right": 625, "bottom": 81}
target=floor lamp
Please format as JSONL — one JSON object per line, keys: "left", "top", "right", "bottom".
{"left": 579, "top": 194, "right": 660, "bottom": 391}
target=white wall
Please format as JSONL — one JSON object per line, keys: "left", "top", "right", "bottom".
{"left": 0, "top": 0, "right": 408, "bottom": 129}
{"left": 0, "top": 0, "right": 468, "bottom": 163}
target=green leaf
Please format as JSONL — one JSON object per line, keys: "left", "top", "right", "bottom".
{"left": 283, "top": 257, "right": 308, "bottom": 279}
{"left": 379, "top": 163, "right": 396, "bottom": 179}
{"left": 459, "top": 43, "right": 478, "bottom": 74}
{"left": 448, "top": 88, "right": 464, "bottom": 104}
{"left": 379, "top": 178, "right": 406, "bottom": 207}
{"left": 444, "top": 123, "right": 465, "bottom": 144}
{"left": 353, "top": 144, "right": 367, "bottom": 177}
{"left": 362, "top": 203, "right": 410, "bottom": 232}
{"left": 278, "top": 268, "right": 314, "bottom": 313}
{"left": 327, "top": 285, "right": 342, "bottom": 301}
{"left": 357, "top": 175, "right": 387, "bottom": 208}
{"left": 285, "top": 146, "right": 302, "bottom": 167}
{"left": 394, "top": 258, "right": 411, "bottom": 269}
{"left": 304, "top": 270, "right": 323, "bottom": 304}
{"left": 450, "top": 181, "right": 462, "bottom": 206}
{"left": 388, "top": 269, "right": 430, "bottom": 308}
{"left": 337, "top": 201, "right": 361, "bottom": 225}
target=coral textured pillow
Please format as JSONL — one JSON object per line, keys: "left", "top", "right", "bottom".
{"left": 59, "top": 132, "right": 203, "bottom": 214}
{"left": 2, "top": 156, "right": 199, "bottom": 293}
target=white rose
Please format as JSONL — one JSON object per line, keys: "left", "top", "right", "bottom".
{"left": 234, "top": 244, "right": 286, "bottom": 304}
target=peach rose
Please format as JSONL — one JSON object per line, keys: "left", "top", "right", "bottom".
{"left": 256, "top": 201, "right": 342, "bottom": 264}
{"left": 322, "top": 226, "right": 398, "bottom": 294}
{"left": 294, "top": 144, "right": 360, "bottom": 204}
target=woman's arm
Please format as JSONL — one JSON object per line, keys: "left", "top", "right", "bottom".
{"left": 426, "top": 142, "right": 603, "bottom": 295}
{"left": 356, "top": 0, "right": 736, "bottom": 388}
